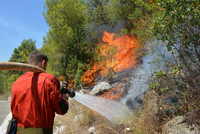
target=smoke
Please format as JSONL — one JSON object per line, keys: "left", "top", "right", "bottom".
{"left": 142, "top": 40, "right": 176, "bottom": 73}
{"left": 111, "top": 20, "right": 126, "bottom": 34}
{"left": 87, "top": 20, "right": 176, "bottom": 111}
{"left": 122, "top": 40, "right": 175, "bottom": 110}
{"left": 86, "top": 20, "right": 127, "bottom": 42}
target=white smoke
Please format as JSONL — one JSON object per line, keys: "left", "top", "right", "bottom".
{"left": 86, "top": 20, "right": 127, "bottom": 42}
{"left": 122, "top": 40, "right": 175, "bottom": 110}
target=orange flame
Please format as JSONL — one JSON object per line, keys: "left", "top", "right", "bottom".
{"left": 81, "top": 63, "right": 102, "bottom": 87}
{"left": 59, "top": 75, "right": 74, "bottom": 88}
{"left": 81, "top": 31, "right": 142, "bottom": 87}
{"left": 102, "top": 83, "right": 123, "bottom": 100}
{"left": 58, "top": 75, "right": 65, "bottom": 82}
{"left": 101, "top": 31, "right": 141, "bottom": 71}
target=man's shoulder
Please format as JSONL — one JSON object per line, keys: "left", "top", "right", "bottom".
{"left": 39, "top": 72, "right": 59, "bottom": 82}
{"left": 39, "top": 72, "right": 56, "bottom": 78}
{"left": 17, "top": 72, "right": 57, "bottom": 81}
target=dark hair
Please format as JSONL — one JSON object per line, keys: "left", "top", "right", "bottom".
{"left": 28, "top": 51, "right": 48, "bottom": 66}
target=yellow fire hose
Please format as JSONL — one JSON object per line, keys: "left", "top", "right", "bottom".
{"left": 0, "top": 62, "right": 45, "bottom": 73}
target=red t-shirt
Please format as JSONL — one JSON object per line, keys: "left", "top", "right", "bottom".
{"left": 11, "top": 72, "right": 68, "bottom": 128}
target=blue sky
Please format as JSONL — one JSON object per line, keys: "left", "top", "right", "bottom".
{"left": 0, "top": 0, "right": 49, "bottom": 62}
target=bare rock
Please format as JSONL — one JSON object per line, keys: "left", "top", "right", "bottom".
{"left": 162, "top": 116, "right": 199, "bottom": 134}
{"left": 54, "top": 126, "right": 66, "bottom": 134}
{"left": 88, "top": 127, "right": 96, "bottom": 134}
{"left": 74, "top": 114, "right": 83, "bottom": 122}
{"left": 90, "top": 82, "right": 111, "bottom": 95}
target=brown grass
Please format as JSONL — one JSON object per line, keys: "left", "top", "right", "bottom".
{"left": 124, "top": 92, "right": 160, "bottom": 134}
{"left": 0, "top": 93, "right": 11, "bottom": 101}
{"left": 53, "top": 93, "right": 160, "bottom": 134}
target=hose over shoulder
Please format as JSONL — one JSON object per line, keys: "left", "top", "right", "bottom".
{"left": 0, "top": 62, "right": 45, "bottom": 73}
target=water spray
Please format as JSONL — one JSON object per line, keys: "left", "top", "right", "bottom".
{"left": 73, "top": 92, "right": 131, "bottom": 124}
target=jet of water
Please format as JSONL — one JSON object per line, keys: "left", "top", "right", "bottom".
{"left": 73, "top": 92, "right": 131, "bottom": 124}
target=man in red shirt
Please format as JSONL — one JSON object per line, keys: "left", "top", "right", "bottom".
{"left": 10, "top": 51, "right": 69, "bottom": 134}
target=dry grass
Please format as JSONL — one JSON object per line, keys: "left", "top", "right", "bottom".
{"left": 54, "top": 99, "right": 126, "bottom": 134}
{"left": 124, "top": 92, "right": 160, "bottom": 134}
{"left": 0, "top": 93, "right": 11, "bottom": 101}
{"left": 53, "top": 93, "right": 160, "bottom": 134}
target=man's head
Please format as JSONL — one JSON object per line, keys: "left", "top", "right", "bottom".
{"left": 28, "top": 51, "right": 48, "bottom": 70}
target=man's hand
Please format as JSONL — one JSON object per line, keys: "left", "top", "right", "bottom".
{"left": 62, "top": 93, "right": 69, "bottom": 100}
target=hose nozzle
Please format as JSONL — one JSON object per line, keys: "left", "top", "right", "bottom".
{"left": 60, "top": 82, "right": 75, "bottom": 98}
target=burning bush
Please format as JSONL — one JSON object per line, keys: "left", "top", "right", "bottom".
{"left": 81, "top": 31, "right": 143, "bottom": 88}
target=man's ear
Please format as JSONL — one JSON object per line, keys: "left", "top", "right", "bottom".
{"left": 41, "top": 60, "right": 47, "bottom": 70}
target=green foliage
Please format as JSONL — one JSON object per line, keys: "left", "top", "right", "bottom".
{"left": 154, "top": 71, "right": 167, "bottom": 79}
{"left": 8, "top": 39, "right": 37, "bottom": 76}
{"left": 40, "top": 35, "right": 61, "bottom": 77}
{"left": 117, "top": 0, "right": 160, "bottom": 39}
{"left": 159, "top": 86, "right": 169, "bottom": 93}
{"left": 150, "top": 82, "right": 159, "bottom": 89}
{"left": 1, "top": 73, "right": 20, "bottom": 93}
{"left": 1, "top": 39, "right": 38, "bottom": 92}
{"left": 74, "top": 62, "right": 85, "bottom": 88}
{"left": 149, "top": 0, "right": 200, "bottom": 124}
{"left": 64, "top": 18, "right": 94, "bottom": 86}
{"left": 150, "top": 80, "right": 169, "bottom": 93}
{"left": 7, "top": 74, "right": 20, "bottom": 92}
{"left": 43, "top": 0, "right": 87, "bottom": 43}
{"left": 43, "top": 0, "right": 95, "bottom": 87}
{"left": 171, "top": 65, "right": 184, "bottom": 77}
{"left": 62, "top": 17, "right": 95, "bottom": 86}
{"left": 86, "top": 0, "right": 119, "bottom": 27}
{"left": 0, "top": 73, "right": 6, "bottom": 94}
{"left": 9, "top": 39, "right": 37, "bottom": 63}
{"left": 151, "top": 0, "right": 200, "bottom": 93}
{"left": 152, "top": 0, "right": 200, "bottom": 71}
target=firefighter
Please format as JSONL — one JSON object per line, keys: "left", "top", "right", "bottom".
{"left": 10, "top": 51, "right": 69, "bottom": 134}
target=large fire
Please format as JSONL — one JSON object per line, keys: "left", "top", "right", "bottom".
{"left": 81, "top": 31, "right": 142, "bottom": 88}
{"left": 101, "top": 31, "right": 141, "bottom": 71}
